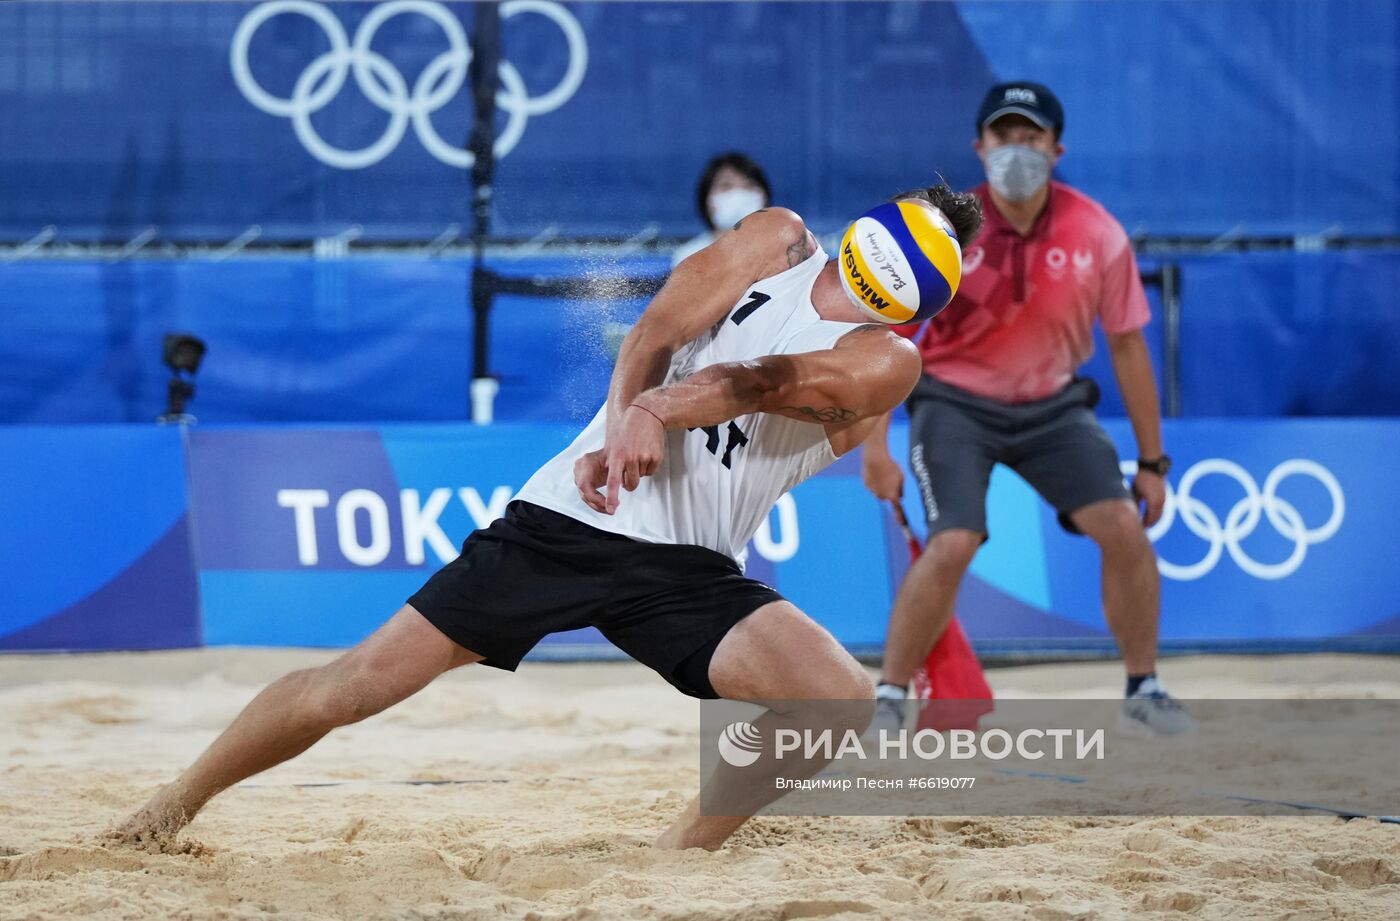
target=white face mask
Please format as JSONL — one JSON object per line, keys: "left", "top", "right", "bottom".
{"left": 985, "top": 145, "right": 1051, "bottom": 202}
{"left": 709, "top": 188, "right": 766, "bottom": 230}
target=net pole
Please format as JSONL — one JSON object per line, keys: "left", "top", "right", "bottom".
{"left": 468, "top": 1, "right": 502, "bottom": 424}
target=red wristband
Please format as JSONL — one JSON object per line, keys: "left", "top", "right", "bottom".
{"left": 629, "top": 402, "right": 666, "bottom": 429}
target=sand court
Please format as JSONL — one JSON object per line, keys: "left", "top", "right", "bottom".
{"left": 3, "top": 650, "right": 1399, "bottom": 920}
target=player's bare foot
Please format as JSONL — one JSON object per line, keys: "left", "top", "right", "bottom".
{"left": 654, "top": 825, "right": 719, "bottom": 851}
{"left": 654, "top": 800, "right": 742, "bottom": 851}
{"left": 108, "top": 783, "right": 202, "bottom": 853}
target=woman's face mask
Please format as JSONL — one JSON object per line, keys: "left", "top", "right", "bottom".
{"left": 984, "top": 145, "right": 1051, "bottom": 202}
{"left": 709, "top": 187, "right": 766, "bottom": 230}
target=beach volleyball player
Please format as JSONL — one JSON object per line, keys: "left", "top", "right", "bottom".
{"left": 115, "top": 186, "right": 982, "bottom": 852}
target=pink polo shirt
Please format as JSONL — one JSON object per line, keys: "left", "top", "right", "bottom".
{"left": 901, "top": 182, "right": 1149, "bottom": 403}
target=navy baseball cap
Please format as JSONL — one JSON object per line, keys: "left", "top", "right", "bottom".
{"left": 976, "top": 81, "right": 1064, "bottom": 137}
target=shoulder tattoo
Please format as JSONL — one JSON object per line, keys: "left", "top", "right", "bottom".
{"left": 786, "top": 230, "right": 817, "bottom": 268}
{"left": 731, "top": 208, "right": 770, "bottom": 232}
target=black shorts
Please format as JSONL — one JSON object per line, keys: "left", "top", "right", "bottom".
{"left": 408, "top": 501, "right": 784, "bottom": 698}
{"left": 906, "top": 375, "right": 1131, "bottom": 539}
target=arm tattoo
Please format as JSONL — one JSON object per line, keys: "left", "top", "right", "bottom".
{"left": 780, "top": 405, "right": 858, "bottom": 423}
{"left": 785, "top": 231, "right": 817, "bottom": 268}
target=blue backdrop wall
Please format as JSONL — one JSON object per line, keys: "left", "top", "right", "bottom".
{"left": 3, "top": 250, "right": 1398, "bottom": 424}
{"left": 0, "top": 0, "right": 1396, "bottom": 241}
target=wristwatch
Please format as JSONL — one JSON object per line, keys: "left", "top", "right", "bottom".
{"left": 1137, "top": 455, "right": 1172, "bottom": 476}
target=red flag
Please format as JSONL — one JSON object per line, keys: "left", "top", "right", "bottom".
{"left": 889, "top": 502, "right": 994, "bottom": 731}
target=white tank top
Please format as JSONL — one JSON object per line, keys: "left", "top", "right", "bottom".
{"left": 515, "top": 247, "right": 857, "bottom": 567}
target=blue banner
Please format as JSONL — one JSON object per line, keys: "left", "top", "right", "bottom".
{"left": 1, "top": 1, "right": 1396, "bottom": 241}
{"left": 3, "top": 419, "right": 1392, "bottom": 654}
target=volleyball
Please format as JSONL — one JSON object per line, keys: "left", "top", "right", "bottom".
{"left": 838, "top": 201, "right": 964, "bottom": 324}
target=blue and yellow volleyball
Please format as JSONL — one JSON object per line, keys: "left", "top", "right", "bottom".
{"left": 838, "top": 201, "right": 963, "bottom": 324}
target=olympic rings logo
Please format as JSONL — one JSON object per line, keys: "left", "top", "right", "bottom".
{"left": 1121, "top": 459, "right": 1345, "bottom": 581}
{"left": 230, "top": 0, "right": 588, "bottom": 169}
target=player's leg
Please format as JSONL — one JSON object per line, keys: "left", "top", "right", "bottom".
{"left": 1068, "top": 496, "right": 1193, "bottom": 732}
{"left": 1017, "top": 396, "right": 1194, "bottom": 735}
{"left": 879, "top": 386, "right": 997, "bottom": 687}
{"left": 1009, "top": 384, "right": 1159, "bottom": 674}
{"left": 1068, "top": 498, "right": 1159, "bottom": 675}
{"left": 114, "top": 605, "right": 480, "bottom": 845}
{"left": 655, "top": 601, "right": 874, "bottom": 850}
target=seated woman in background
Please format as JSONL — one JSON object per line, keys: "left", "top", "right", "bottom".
{"left": 672, "top": 152, "right": 772, "bottom": 267}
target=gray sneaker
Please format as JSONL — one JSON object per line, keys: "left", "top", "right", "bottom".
{"left": 866, "top": 684, "right": 910, "bottom": 740}
{"left": 1117, "top": 677, "right": 1198, "bottom": 737}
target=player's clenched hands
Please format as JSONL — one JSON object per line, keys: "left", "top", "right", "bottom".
{"left": 1133, "top": 471, "right": 1166, "bottom": 527}
{"left": 573, "top": 449, "right": 611, "bottom": 513}
{"left": 604, "top": 405, "right": 666, "bottom": 513}
{"left": 575, "top": 404, "right": 666, "bottom": 514}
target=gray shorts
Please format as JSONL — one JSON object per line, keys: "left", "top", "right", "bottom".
{"left": 906, "top": 375, "right": 1131, "bottom": 539}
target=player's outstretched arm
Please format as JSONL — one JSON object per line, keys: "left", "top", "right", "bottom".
{"left": 606, "top": 208, "right": 813, "bottom": 429}
{"left": 580, "top": 209, "right": 816, "bottom": 514}
{"left": 629, "top": 325, "right": 922, "bottom": 456}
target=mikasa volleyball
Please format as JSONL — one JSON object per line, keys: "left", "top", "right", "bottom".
{"left": 839, "top": 200, "right": 964, "bottom": 324}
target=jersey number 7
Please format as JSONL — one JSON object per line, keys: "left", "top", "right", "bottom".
{"left": 731, "top": 291, "right": 771, "bottom": 325}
